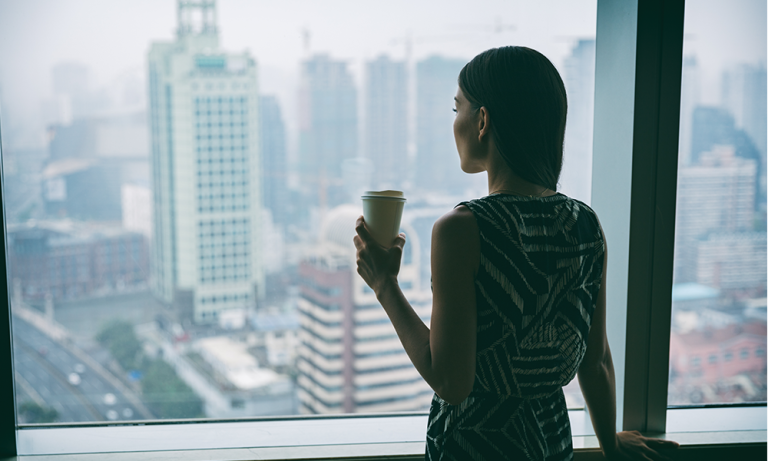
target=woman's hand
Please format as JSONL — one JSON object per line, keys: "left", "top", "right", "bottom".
{"left": 603, "top": 431, "right": 679, "bottom": 461}
{"left": 353, "top": 216, "right": 405, "bottom": 297}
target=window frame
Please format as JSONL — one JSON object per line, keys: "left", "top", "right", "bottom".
{"left": 0, "top": 0, "right": 765, "bottom": 457}
{"left": 592, "top": 0, "right": 686, "bottom": 433}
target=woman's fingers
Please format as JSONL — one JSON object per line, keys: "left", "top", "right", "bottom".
{"left": 353, "top": 235, "right": 364, "bottom": 251}
{"left": 355, "top": 216, "right": 375, "bottom": 244}
{"left": 645, "top": 439, "right": 679, "bottom": 450}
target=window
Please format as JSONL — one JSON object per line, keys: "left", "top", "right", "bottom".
{"left": 0, "top": 0, "right": 765, "bottom": 459}
{"left": 667, "top": 0, "right": 767, "bottom": 407}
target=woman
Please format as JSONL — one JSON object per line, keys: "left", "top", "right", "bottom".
{"left": 354, "top": 46, "right": 678, "bottom": 460}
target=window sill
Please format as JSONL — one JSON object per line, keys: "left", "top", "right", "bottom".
{"left": 4, "top": 432, "right": 767, "bottom": 461}
{"left": 7, "top": 407, "right": 766, "bottom": 460}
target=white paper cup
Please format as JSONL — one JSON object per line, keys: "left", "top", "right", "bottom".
{"left": 361, "top": 190, "right": 406, "bottom": 248}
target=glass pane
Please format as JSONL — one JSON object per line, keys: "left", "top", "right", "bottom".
{"left": 1, "top": 0, "right": 596, "bottom": 423}
{"left": 668, "top": 0, "right": 767, "bottom": 406}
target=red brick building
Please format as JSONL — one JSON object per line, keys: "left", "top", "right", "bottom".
{"left": 669, "top": 322, "right": 766, "bottom": 403}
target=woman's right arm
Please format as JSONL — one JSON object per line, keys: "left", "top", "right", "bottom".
{"left": 577, "top": 235, "right": 679, "bottom": 460}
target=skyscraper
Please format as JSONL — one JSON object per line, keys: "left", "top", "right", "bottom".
{"left": 678, "top": 55, "right": 701, "bottom": 166}
{"left": 415, "top": 56, "right": 467, "bottom": 195}
{"left": 260, "top": 95, "right": 288, "bottom": 227}
{"left": 561, "top": 39, "right": 595, "bottom": 202}
{"left": 722, "top": 63, "right": 767, "bottom": 157}
{"left": 298, "top": 55, "right": 358, "bottom": 207}
{"left": 365, "top": 56, "right": 407, "bottom": 190}
{"left": 148, "top": 0, "right": 263, "bottom": 324}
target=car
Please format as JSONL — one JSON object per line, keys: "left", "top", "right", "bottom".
{"left": 103, "top": 393, "right": 116, "bottom": 405}
{"left": 67, "top": 373, "right": 81, "bottom": 386}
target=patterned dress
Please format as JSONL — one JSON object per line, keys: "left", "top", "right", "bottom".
{"left": 426, "top": 193, "right": 605, "bottom": 461}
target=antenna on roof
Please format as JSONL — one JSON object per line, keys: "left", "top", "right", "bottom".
{"left": 177, "top": 0, "right": 218, "bottom": 37}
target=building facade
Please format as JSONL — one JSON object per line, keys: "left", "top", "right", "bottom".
{"left": 415, "top": 56, "right": 469, "bottom": 196}
{"left": 674, "top": 145, "right": 757, "bottom": 284}
{"left": 297, "top": 55, "right": 358, "bottom": 208}
{"left": 259, "top": 95, "right": 289, "bottom": 227}
{"left": 296, "top": 205, "right": 432, "bottom": 414}
{"left": 365, "top": 56, "right": 408, "bottom": 191}
{"left": 148, "top": 0, "right": 263, "bottom": 324}
{"left": 8, "top": 221, "right": 149, "bottom": 302}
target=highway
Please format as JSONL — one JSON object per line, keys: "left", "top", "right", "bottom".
{"left": 13, "top": 315, "right": 146, "bottom": 423}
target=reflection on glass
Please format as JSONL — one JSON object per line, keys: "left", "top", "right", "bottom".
{"left": 668, "top": 0, "right": 767, "bottom": 406}
{"left": 3, "top": 0, "right": 597, "bottom": 422}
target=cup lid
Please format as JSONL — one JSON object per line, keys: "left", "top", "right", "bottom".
{"left": 361, "top": 190, "right": 405, "bottom": 198}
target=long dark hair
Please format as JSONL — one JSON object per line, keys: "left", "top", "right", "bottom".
{"left": 458, "top": 46, "right": 567, "bottom": 190}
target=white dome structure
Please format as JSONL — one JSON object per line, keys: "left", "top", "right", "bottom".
{"left": 318, "top": 204, "right": 362, "bottom": 251}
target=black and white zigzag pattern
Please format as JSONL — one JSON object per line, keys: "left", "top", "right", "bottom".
{"left": 426, "top": 193, "right": 605, "bottom": 461}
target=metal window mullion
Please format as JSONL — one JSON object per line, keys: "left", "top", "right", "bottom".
{"left": 593, "top": 0, "right": 684, "bottom": 433}
{"left": 0, "top": 107, "right": 18, "bottom": 456}
{"left": 624, "top": 0, "right": 685, "bottom": 433}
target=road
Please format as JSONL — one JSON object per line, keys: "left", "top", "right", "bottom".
{"left": 13, "top": 315, "right": 145, "bottom": 423}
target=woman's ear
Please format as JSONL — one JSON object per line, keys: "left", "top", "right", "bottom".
{"left": 477, "top": 106, "right": 491, "bottom": 142}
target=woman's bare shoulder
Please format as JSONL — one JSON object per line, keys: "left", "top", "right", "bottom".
{"left": 432, "top": 205, "right": 478, "bottom": 238}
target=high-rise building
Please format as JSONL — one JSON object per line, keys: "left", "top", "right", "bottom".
{"left": 365, "top": 56, "right": 408, "bottom": 190}
{"left": 561, "top": 39, "right": 595, "bottom": 202}
{"left": 148, "top": 0, "right": 263, "bottom": 324}
{"left": 296, "top": 205, "right": 432, "bottom": 414}
{"left": 674, "top": 145, "right": 757, "bottom": 283}
{"left": 298, "top": 55, "right": 358, "bottom": 207}
{"left": 415, "top": 56, "right": 468, "bottom": 195}
{"left": 722, "top": 63, "right": 767, "bottom": 157}
{"left": 260, "top": 95, "right": 289, "bottom": 227}
{"left": 678, "top": 55, "right": 701, "bottom": 166}
{"left": 722, "top": 63, "right": 767, "bottom": 209}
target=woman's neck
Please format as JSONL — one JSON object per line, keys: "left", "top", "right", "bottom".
{"left": 487, "top": 163, "right": 553, "bottom": 197}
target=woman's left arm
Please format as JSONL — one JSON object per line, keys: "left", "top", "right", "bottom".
{"left": 354, "top": 206, "right": 479, "bottom": 405}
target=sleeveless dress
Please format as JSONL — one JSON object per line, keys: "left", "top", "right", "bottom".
{"left": 425, "top": 193, "right": 605, "bottom": 461}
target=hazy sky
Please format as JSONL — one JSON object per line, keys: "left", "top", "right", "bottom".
{"left": 0, "top": 0, "right": 765, "bottom": 149}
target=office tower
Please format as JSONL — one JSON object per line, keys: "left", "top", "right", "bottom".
{"left": 365, "top": 56, "right": 408, "bottom": 190}
{"left": 678, "top": 55, "right": 701, "bottom": 166}
{"left": 298, "top": 55, "right": 358, "bottom": 207}
{"left": 296, "top": 205, "right": 432, "bottom": 414}
{"left": 260, "top": 95, "right": 289, "bottom": 227}
{"left": 561, "top": 39, "right": 595, "bottom": 202}
{"left": 148, "top": 0, "right": 263, "bottom": 324}
{"left": 722, "top": 63, "right": 767, "bottom": 207}
{"left": 674, "top": 145, "right": 757, "bottom": 284}
{"left": 722, "top": 63, "right": 767, "bottom": 156}
{"left": 415, "top": 56, "right": 467, "bottom": 195}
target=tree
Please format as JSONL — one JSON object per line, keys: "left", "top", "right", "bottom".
{"left": 96, "top": 319, "right": 143, "bottom": 371}
{"left": 141, "top": 359, "right": 204, "bottom": 419}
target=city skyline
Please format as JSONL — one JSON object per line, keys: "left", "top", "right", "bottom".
{"left": 1, "top": 0, "right": 765, "bottom": 153}
{"left": 0, "top": 0, "right": 764, "bottom": 423}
